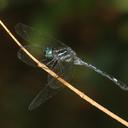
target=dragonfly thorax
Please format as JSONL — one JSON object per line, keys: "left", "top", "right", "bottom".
{"left": 54, "top": 47, "right": 75, "bottom": 62}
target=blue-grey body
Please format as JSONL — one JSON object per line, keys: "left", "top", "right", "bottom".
{"left": 15, "top": 23, "right": 128, "bottom": 110}
{"left": 46, "top": 47, "right": 76, "bottom": 62}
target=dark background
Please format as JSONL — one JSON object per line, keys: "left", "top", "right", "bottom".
{"left": 0, "top": 0, "right": 128, "bottom": 128}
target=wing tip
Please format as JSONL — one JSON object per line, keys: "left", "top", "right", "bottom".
{"left": 28, "top": 96, "right": 42, "bottom": 111}
{"left": 28, "top": 102, "right": 38, "bottom": 111}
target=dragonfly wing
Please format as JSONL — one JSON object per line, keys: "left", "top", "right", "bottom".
{"left": 28, "top": 62, "right": 73, "bottom": 110}
{"left": 47, "top": 61, "right": 64, "bottom": 89}
{"left": 15, "top": 23, "right": 70, "bottom": 49}
{"left": 28, "top": 82, "right": 62, "bottom": 111}
{"left": 15, "top": 23, "right": 31, "bottom": 42}
{"left": 17, "top": 45, "right": 44, "bottom": 67}
{"left": 15, "top": 23, "right": 43, "bottom": 43}
{"left": 47, "top": 61, "right": 73, "bottom": 89}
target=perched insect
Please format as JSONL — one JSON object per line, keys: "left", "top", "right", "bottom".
{"left": 15, "top": 23, "right": 128, "bottom": 110}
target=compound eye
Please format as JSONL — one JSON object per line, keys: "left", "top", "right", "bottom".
{"left": 44, "top": 48, "right": 53, "bottom": 59}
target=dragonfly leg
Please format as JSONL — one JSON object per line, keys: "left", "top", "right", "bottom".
{"left": 46, "top": 58, "right": 57, "bottom": 67}
{"left": 57, "top": 61, "right": 64, "bottom": 77}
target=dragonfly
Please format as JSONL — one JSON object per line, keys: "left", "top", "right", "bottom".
{"left": 15, "top": 23, "right": 128, "bottom": 110}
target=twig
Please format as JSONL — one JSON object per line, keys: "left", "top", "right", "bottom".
{"left": 0, "top": 20, "right": 128, "bottom": 127}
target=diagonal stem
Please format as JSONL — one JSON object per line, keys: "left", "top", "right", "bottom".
{"left": 0, "top": 20, "right": 128, "bottom": 127}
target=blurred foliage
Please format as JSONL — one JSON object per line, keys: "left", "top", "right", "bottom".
{"left": 113, "top": 0, "right": 128, "bottom": 12}
{"left": 0, "top": 0, "right": 8, "bottom": 10}
{"left": 0, "top": 0, "right": 128, "bottom": 128}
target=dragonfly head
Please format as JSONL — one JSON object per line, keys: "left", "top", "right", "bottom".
{"left": 44, "top": 47, "right": 53, "bottom": 59}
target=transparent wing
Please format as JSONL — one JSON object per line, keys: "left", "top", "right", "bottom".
{"left": 48, "top": 61, "right": 73, "bottom": 89}
{"left": 28, "top": 61, "right": 73, "bottom": 110}
{"left": 16, "top": 23, "right": 70, "bottom": 67}
{"left": 15, "top": 23, "right": 33, "bottom": 43}
{"left": 28, "top": 84, "right": 62, "bottom": 111}
{"left": 28, "top": 62, "right": 64, "bottom": 111}
{"left": 17, "top": 45, "right": 45, "bottom": 67}
{"left": 15, "top": 23, "right": 74, "bottom": 110}
{"left": 15, "top": 23, "right": 69, "bottom": 49}
{"left": 47, "top": 61, "right": 64, "bottom": 89}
